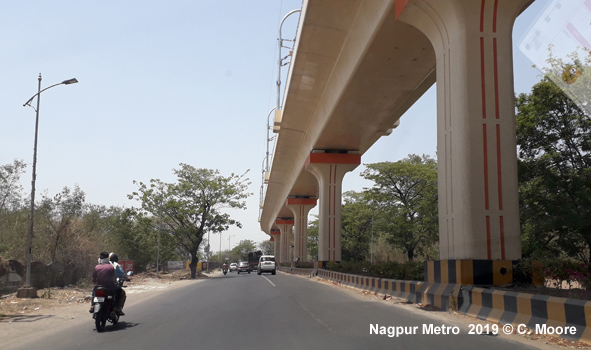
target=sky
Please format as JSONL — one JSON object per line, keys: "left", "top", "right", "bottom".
{"left": 0, "top": 0, "right": 582, "bottom": 254}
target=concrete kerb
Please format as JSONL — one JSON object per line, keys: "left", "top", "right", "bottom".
{"left": 279, "top": 267, "right": 422, "bottom": 303}
{"left": 280, "top": 266, "right": 591, "bottom": 344}
{"left": 282, "top": 266, "right": 317, "bottom": 278}
{"left": 460, "top": 286, "right": 591, "bottom": 343}
{"left": 416, "top": 282, "right": 462, "bottom": 311}
{"left": 315, "top": 269, "right": 423, "bottom": 303}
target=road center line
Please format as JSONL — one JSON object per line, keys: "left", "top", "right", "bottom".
{"left": 262, "top": 276, "right": 276, "bottom": 287}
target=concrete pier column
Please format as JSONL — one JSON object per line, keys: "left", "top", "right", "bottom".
{"left": 287, "top": 197, "right": 317, "bottom": 263}
{"left": 399, "top": 0, "right": 530, "bottom": 261}
{"left": 275, "top": 219, "right": 294, "bottom": 264}
{"left": 270, "top": 229, "right": 281, "bottom": 260}
{"left": 305, "top": 152, "right": 360, "bottom": 266}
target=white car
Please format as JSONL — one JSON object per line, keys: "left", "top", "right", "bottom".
{"left": 229, "top": 263, "right": 237, "bottom": 272}
{"left": 257, "top": 255, "right": 276, "bottom": 275}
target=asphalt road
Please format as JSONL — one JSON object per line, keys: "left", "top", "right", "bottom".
{"left": 12, "top": 271, "right": 541, "bottom": 350}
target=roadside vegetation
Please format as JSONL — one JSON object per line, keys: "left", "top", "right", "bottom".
{"left": 128, "top": 164, "right": 251, "bottom": 279}
{"left": 514, "top": 49, "right": 591, "bottom": 291}
{"left": 0, "top": 163, "right": 251, "bottom": 292}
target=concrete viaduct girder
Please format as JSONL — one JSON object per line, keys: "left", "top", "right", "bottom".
{"left": 261, "top": 0, "right": 533, "bottom": 270}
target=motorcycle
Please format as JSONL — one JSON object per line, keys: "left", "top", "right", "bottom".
{"left": 222, "top": 265, "right": 228, "bottom": 275}
{"left": 92, "top": 278, "right": 125, "bottom": 332}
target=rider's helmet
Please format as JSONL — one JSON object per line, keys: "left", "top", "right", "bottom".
{"left": 109, "top": 252, "right": 119, "bottom": 263}
{"left": 98, "top": 251, "right": 109, "bottom": 264}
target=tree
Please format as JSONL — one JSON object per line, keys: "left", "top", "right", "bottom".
{"left": 33, "top": 185, "right": 101, "bottom": 286}
{"left": 361, "top": 155, "right": 438, "bottom": 261}
{"left": 38, "top": 186, "right": 85, "bottom": 263}
{"left": 0, "top": 160, "right": 27, "bottom": 256}
{"left": 129, "top": 164, "right": 251, "bottom": 278}
{"left": 230, "top": 239, "right": 257, "bottom": 262}
{"left": 516, "top": 77, "right": 591, "bottom": 262}
{"left": 258, "top": 240, "right": 274, "bottom": 256}
{"left": 0, "top": 159, "right": 26, "bottom": 213}
{"left": 341, "top": 191, "right": 374, "bottom": 262}
{"left": 100, "top": 206, "right": 178, "bottom": 272}
{"left": 307, "top": 216, "right": 318, "bottom": 261}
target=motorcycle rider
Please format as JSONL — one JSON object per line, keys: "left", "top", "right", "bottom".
{"left": 222, "top": 262, "right": 229, "bottom": 272}
{"left": 109, "top": 252, "right": 127, "bottom": 316}
{"left": 90, "top": 252, "right": 117, "bottom": 313}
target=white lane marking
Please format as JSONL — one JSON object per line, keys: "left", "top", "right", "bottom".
{"left": 262, "top": 275, "right": 276, "bottom": 287}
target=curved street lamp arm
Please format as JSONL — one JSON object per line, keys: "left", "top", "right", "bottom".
{"left": 23, "top": 78, "right": 78, "bottom": 107}
{"left": 265, "top": 107, "right": 277, "bottom": 173}
{"left": 279, "top": 9, "right": 301, "bottom": 40}
{"left": 277, "top": 9, "right": 301, "bottom": 110}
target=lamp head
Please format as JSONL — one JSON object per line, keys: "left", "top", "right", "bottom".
{"left": 62, "top": 78, "right": 78, "bottom": 85}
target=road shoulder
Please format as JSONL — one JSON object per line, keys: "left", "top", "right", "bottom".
{"left": 0, "top": 272, "right": 213, "bottom": 349}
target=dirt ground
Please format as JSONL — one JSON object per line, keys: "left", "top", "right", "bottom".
{"left": 0, "top": 269, "right": 209, "bottom": 349}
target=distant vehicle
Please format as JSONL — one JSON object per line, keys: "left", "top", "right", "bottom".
{"left": 229, "top": 263, "right": 237, "bottom": 272}
{"left": 257, "top": 255, "right": 276, "bottom": 275}
{"left": 237, "top": 261, "right": 250, "bottom": 274}
{"left": 248, "top": 251, "right": 262, "bottom": 271}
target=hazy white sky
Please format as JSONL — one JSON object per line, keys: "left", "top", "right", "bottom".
{"left": 0, "top": 0, "right": 575, "bottom": 252}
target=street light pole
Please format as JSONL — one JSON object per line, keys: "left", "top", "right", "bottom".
{"left": 276, "top": 9, "right": 301, "bottom": 110}
{"left": 219, "top": 231, "right": 222, "bottom": 267}
{"left": 21, "top": 73, "right": 78, "bottom": 295}
{"left": 157, "top": 199, "right": 162, "bottom": 274}
{"left": 265, "top": 108, "right": 276, "bottom": 173}
{"left": 228, "top": 234, "right": 235, "bottom": 252}
{"left": 24, "top": 74, "right": 42, "bottom": 289}
{"left": 207, "top": 230, "right": 211, "bottom": 274}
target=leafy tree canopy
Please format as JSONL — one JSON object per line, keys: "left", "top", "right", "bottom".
{"left": 129, "top": 164, "right": 251, "bottom": 278}
{"left": 516, "top": 76, "right": 591, "bottom": 262}
{"left": 258, "top": 240, "right": 274, "bottom": 256}
{"left": 307, "top": 215, "right": 318, "bottom": 261}
{"left": 0, "top": 159, "right": 26, "bottom": 213}
{"left": 231, "top": 239, "right": 257, "bottom": 262}
{"left": 360, "top": 155, "right": 438, "bottom": 261}
{"left": 341, "top": 191, "right": 374, "bottom": 262}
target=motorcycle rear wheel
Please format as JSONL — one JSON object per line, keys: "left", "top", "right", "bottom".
{"left": 95, "top": 309, "right": 107, "bottom": 332}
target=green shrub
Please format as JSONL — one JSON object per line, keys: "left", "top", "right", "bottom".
{"left": 296, "top": 261, "right": 315, "bottom": 268}
{"left": 514, "top": 256, "right": 591, "bottom": 289}
{"left": 325, "top": 260, "right": 423, "bottom": 281}
{"left": 401, "top": 261, "right": 424, "bottom": 280}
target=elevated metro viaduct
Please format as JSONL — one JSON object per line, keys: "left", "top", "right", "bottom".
{"left": 260, "top": 0, "right": 534, "bottom": 285}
